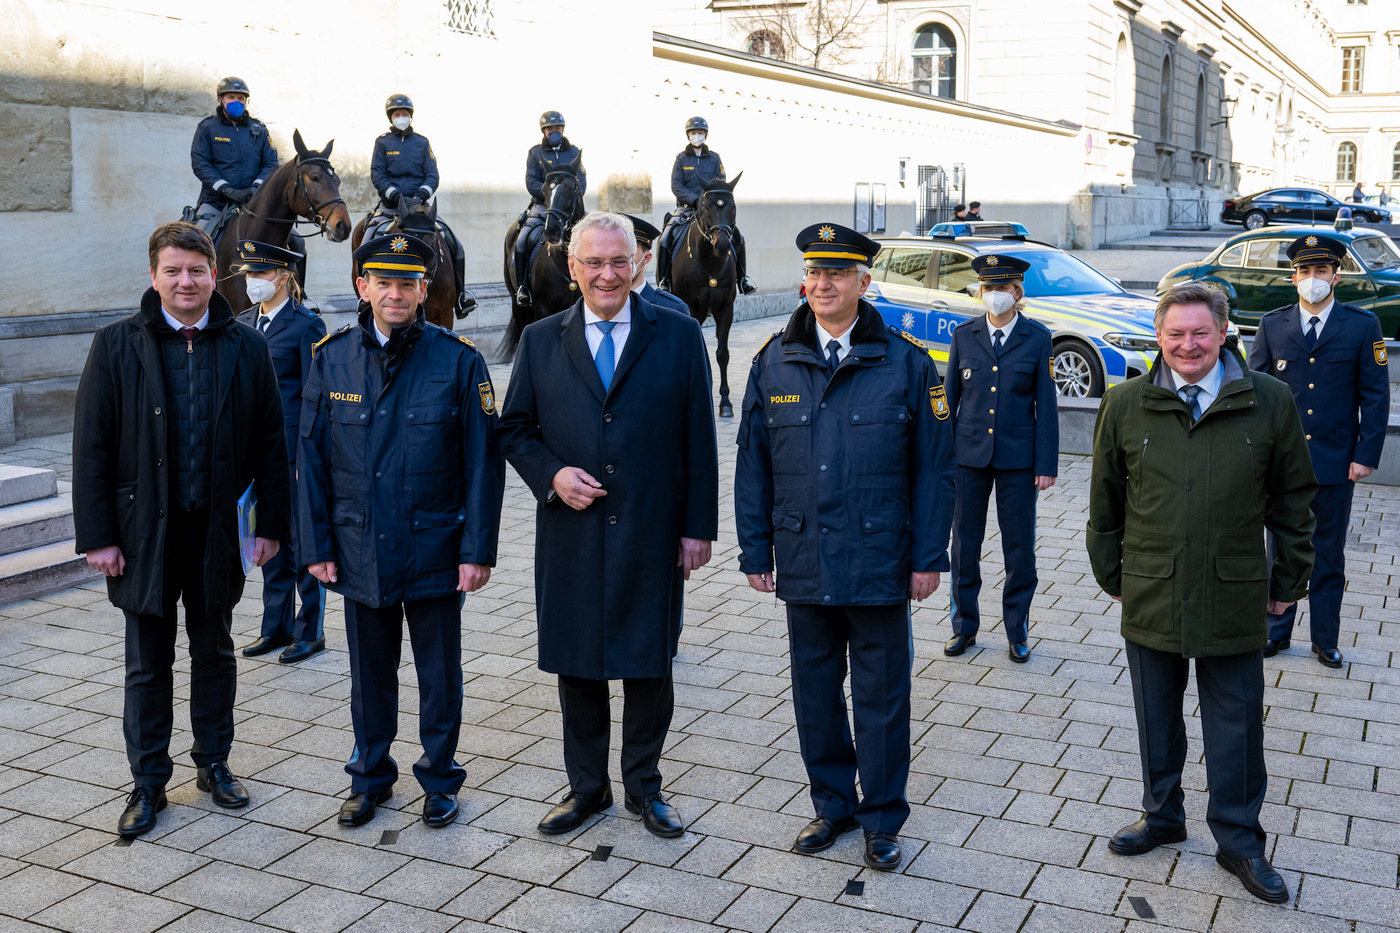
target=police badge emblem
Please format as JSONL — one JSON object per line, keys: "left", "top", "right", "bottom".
{"left": 1275, "top": 360, "right": 1287, "bottom": 372}
{"left": 929, "top": 386, "right": 950, "bottom": 420}
{"left": 478, "top": 382, "right": 495, "bottom": 415}
{"left": 1375, "top": 341, "right": 1388, "bottom": 366}
{"left": 961, "top": 368, "right": 972, "bottom": 380}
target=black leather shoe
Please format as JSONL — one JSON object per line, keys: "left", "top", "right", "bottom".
{"left": 422, "top": 792, "right": 459, "bottom": 827}
{"left": 1107, "top": 818, "right": 1187, "bottom": 855}
{"left": 117, "top": 785, "right": 166, "bottom": 838}
{"left": 538, "top": 790, "right": 612, "bottom": 835}
{"left": 944, "top": 633, "right": 976, "bottom": 656}
{"left": 1216, "top": 852, "right": 1290, "bottom": 904}
{"left": 242, "top": 634, "right": 293, "bottom": 657}
{"left": 1262, "top": 638, "right": 1289, "bottom": 658}
{"left": 626, "top": 792, "right": 684, "bottom": 838}
{"left": 196, "top": 761, "right": 249, "bottom": 809}
{"left": 1312, "top": 644, "right": 1343, "bottom": 668}
{"left": 1009, "top": 642, "right": 1030, "bottom": 663}
{"left": 863, "top": 830, "right": 902, "bottom": 870}
{"left": 339, "top": 788, "right": 392, "bottom": 827}
{"left": 279, "top": 638, "right": 326, "bottom": 664}
{"left": 793, "top": 815, "right": 857, "bottom": 855}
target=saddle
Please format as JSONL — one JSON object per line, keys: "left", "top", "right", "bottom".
{"left": 180, "top": 202, "right": 237, "bottom": 246}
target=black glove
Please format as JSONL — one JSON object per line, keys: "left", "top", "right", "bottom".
{"left": 417, "top": 186, "right": 433, "bottom": 200}
{"left": 383, "top": 189, "right": 401, "bottom": 208}
{"left": 225, "top": 187, "right": 254, "bottom": 205}
{"left": 402, "top": 195, "right": 422, "bottom": 210}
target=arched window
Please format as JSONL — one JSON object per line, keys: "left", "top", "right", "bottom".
{"left": 1193, "top": 72, "right": 1207, "bottom": 150}
{"left": 1336, "top": 141, "right": 1358, "bottom": 182}
{"left": 1391, "top": 141, "right": 1400, "bottom": 181}
{"left": 1159, "top": 55, "right": 1173, "bottom": 142}
{"left": 745, "top": 29, "right": 784, "bottom": 60}
{"left": 1113, "top": 33, "right": 1134, "bottom": 130}
{"left": 912, "top": 24, "right": 956, "bottom": 99}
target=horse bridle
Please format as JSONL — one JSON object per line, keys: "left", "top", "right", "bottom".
{"left": 236, "top": 154, "right": 346, "bottom": 237}
{"left": 544, "top": 175, "right": 580, "bottom": 232}
{"left": 695, "top": 194, "right": 735, "bottom": 247}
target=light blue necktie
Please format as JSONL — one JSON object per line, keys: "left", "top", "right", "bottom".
{"left": 594, "top": 320, "right": 617, "bottom": 390}
{"left": 1179, "top": 384, "right": 1203, "bottom": 422}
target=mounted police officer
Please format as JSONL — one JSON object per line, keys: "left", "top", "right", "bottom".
{"left": 1248, "top": 233, "right": 1390, "bottom": 668}
{"left": 190, "top": 77, "right": 278, "bottom": 240}
{"left": 623, "top": 215, "right": 689, "bottom": 317}
{"left": 735, "top": 223, "right": 955, "bottom": 872}
{"left": 514, "top": 110, "right": 586, "bottom": 306}
{"left": 944, "top": 254, "right": 1059, "bottom": 663}
{"left": 370, "top": 94, "right": 476, "bottom": 317}
{"left": 233, "top": 240, "right": 328, "bottom": 665}
{"left": 655, "top": 117, "right": 756, "bottom": 295}
{"left": 297, "top": 233, "right": 505, "bottom": 829}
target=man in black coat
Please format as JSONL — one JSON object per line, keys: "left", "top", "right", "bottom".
{"left": 73, "top": 222, "right": 290, "bottom": 838}
{"left": 499, "top": 212, "right": 719, "bottom": 840}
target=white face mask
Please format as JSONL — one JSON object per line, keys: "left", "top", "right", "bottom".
{"left": 392, "top": 116, "right": 411, "bottom": 132}
{"left": 1296, "top": 275, "right": 1333, "bottom": 304}
{"left": 245, "top": 275, "right": 280, "bottom": 305}
{"left": 688, "top": 133, "right": 706, "bottom": 148}
{"left": 982, "top": 290, "right": 1015, "bottom": 316}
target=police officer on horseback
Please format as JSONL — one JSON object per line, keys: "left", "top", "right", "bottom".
{"left": 190, "top": 76, "right": 279, "bottom": 240}
{"left": 370, "top": 94, "right": 476, "bottom": 316}
{"left": 514, "top": 110, "right": 586, "bottom": 305}
{"left": 656, "top": 117, "right": 756, "bottom": 296}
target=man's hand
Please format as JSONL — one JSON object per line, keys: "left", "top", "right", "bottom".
{"left": 86, "top": 545, "right": 126, "bottom": 577}
{"left": 1266, "top": 599, "right": 1296, "bottom": 615}
{"left": 677, "top": 538, "right": 712, "bottom": 581}
{"left": 1035, "top": 475, "right": 1057, "bottom": 491}
{"left": 458, "top": 563, "right": 491, "bottom": 593}
{"left": 308, "top": 561, "right": 338, "bottom": 584}
{"left": 911, "top": 571, "right": 941, "bottom": 602}
{"left": 746, "top": 572, "right": 775, "bottom": 593}
{"left": 551, "top": 466, "right": 608, "bottom": 511}
{"left": 252, "top": 538, "right": 279, "bottom": 567}
{"left": 1348, "top": 462, "right": 1374, "bottom": 482}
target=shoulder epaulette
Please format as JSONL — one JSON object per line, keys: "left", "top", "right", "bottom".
{"left": 432, "top": 324, "right": 476, "bottom": 348}
{"left": 311, "top": 323, "right": 354, "bottom": 355}
{"left": 1259, "top": 306, "right": 1289, "bottom": 318}
{"left": 891, "top": 327, "right": 927, "bottom": 350}
{"left": 753, "top": 331, "right": 781, "bottom": 360}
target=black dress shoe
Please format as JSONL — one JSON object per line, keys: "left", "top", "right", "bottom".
{"left": 279, "top": 637, "right": 326, "bottom": 664}
{"left": 1262, "top": 638, "right": 1289, "bottom": 658}
{"left": 625, "top": 792, "right": 684, "bottom": 838}
{"left": 944, "top": 633, "right": 977, "bottom": 657}
{"left": 863, "top": 830, "right": 902, "bottom": 870}
{"left": 1312, "top": 644, "right": 1343, "bottom": 668}
{"left": 422, "top": 792, "right": 458, "bottom": 827}
{"left": 538, "top": 790, "right": 613, "bottom": 835}
{"left": 339, "top": 788, "right": 392, "bottom": 827}
{"left": 242, "top": 634, "right": 293, "bottom": 657}
{"left": 793, "top": 815, "right": 857, "bottom": 855}
{"left": 117, "top": 785, "right": 166, "bottom": 838}
{"left": 1107, "top": 818, "right": 1187, "bottom": 855}
{"left": 1216, "top": 852, "right": 1290, "bottom": 903}
{"left": 1008, "top": 642, "right": 1030, "bottom": 663}
{"left": 196, "top": 761, "right": 249, "bottom": 809}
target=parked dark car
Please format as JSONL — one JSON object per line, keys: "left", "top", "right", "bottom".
{"left": 1221, "top": 187, "right": 1392, "bottom": 229}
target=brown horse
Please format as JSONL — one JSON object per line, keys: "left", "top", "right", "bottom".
{"left": 216, "top": 130, "right": 352, "bottom": 314}
{"left": 500, "top": 168, "right": 585, "bottom": 360}
{"left": 350, "top": 199, "right": 457, "bottom": 330}
{"left": 670, "top": 172, "right": 743, "bottom": 417}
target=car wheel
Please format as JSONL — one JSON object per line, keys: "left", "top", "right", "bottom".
{"left": 1244, "top": 210, "right": 1267, "bottom": 230}
{"left": 1052, "top": 339, "right": 1105, "bottom": 398}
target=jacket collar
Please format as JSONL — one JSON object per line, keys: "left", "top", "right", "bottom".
{"left": 781, "top": 300, "right": 889, "bottom": 361}
{"left": 686, "top": 143, "right": 710, "bottom": 158}
{"left": 559, "top": 292, "right": 657, "bottom": 402}
{"left": 1143, "top": 341, "right": 1252, "bottom": 415}
{"left": 140, "top": 287, "right": 235, "bottom": 333}
{"left": 541, "top": 134, "right": 574, "bottom": 152}
{"left": 390, "top": 126, "right": 414, "bottom": 140}
{"left": 216, "top": 105, "right": 250, "bottom": 127}
{"left": 357, "top": 302, "right": 425, "bottom": 356}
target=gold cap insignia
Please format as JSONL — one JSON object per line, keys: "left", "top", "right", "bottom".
{"left": 987, "top": 256, "right": 999, "bottom": 266}
{"left": 818, "top": 225, "right": 836, "bottom": 242}
{"left": 390, "top": 236, "right": 409, "bottom": 253}
{"left": 1305, "top": 236, "right": 1318, "bottom": 247}
{"left": 243, "top": 242, "right": 255, "bottom": 253}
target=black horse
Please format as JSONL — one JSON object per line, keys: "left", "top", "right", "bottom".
{"left": 670, "top": 172, "right": 744, "bottom": 417}
{"left": 500, "top": 169, "right": 585, "bottom": 360}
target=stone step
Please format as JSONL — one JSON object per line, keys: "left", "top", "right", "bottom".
{"left": 0, "top": 492, "right": 77, "bottom": 557}
{"left": 0, "top": 539, "right": 100, "bottom": 606}
{"left": 0, "top": 466, "right": 58, "bottom": 507}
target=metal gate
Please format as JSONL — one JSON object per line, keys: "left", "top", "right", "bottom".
{"left": 915, "top": 164, "right": 966, "bottom": 234}
{"left": 1167, "top": 194, "right": 1209, "bottom": 230}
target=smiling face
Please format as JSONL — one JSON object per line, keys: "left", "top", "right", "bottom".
{"left": 568, "top": 225, "right": 634, "bottom": 318}
{"left": 804, "top": 264, "right": 871, "bottom": 333}
{"left": 1156, "top": 302, "right": 1227, "bottom": 383}
{"left": 356, "top": 273, "right": 426, "bottom": 333}
{"left": 151, "top": 247, "right": 215, "bottom": 323}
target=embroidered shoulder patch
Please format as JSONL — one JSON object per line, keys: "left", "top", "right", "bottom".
{"left": 929, "top": 386, "right": 950, "bottom": 420}
{"left": 479, "top": 382, "right": 496, "bottom": 415}
{"left": 1375, "top": 341, "right": 1388, "bottom": 366}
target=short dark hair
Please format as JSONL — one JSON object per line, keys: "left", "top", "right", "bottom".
{"left": 1154, "top": 282, "right": 1229, "bottom": 330}
{"left": 149, "top": 222, "right": 216, "bottom": 271}
{"left": 969, "top": 201, "right": 981, "bottom": 209}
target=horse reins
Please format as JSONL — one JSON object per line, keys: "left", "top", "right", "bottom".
{"left": 235, "top": 154, "right": 346, "bottom": 238}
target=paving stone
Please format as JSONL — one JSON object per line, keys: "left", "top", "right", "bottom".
{"left": 159, "top": 861, "right": 306, "bottom": 920}
{"left": 363, "top": 859, "right": 480, "bottom": 910}
{"left": 491, "top": 886, "right": 639, "bottom": 933}
{"left": 256, "top": 885, "right": 380, "bottom": 933}
{"left": 1114, "top": 880, "right": 1218, "bottom": 932}
{"left": 1297, "top": 874, "right": 1400, "bottom": 927}
{"left": 155, "top": 910, "right": 282, "bottom": 932}
{"left": 0, "top": 776, "right": 119, "bottom": 820}
{"left": 268, "top": 836, "right": 410, "bottom": 893}
{"left": 722, "top": 846, "right": 852, "bottom": 900}
{"left": 1210, "top": 895, "right": 1351, "bottom": 933}
{"left": 61, "top": 839, "right": 208, "bottom": 892}
{"left": 554, "top": 855, "right": 638, "bottom": 897}
{"left": 834, "top": 870, "right": 974, "bottom": 925}
{"left": 1272, "top": 833, "right": 1398, "bottom": 886}
{"left": 195, "top": 822, "right": 310, "bottom": 869}
{"left": 478, "top": 837, "right": 587, "bottom": 885}
{"left": 769, "top": 897, "right": 917, "bottom": 933}
{"left": 1020, "top": 903, "right": 1125, "bottom": 933}
{"left": 957, "top": 891, "right": 1032, "bottom": 933}
{"left": 905, "top": 842, "right": 1037, "bottom": 897}
{"left": 568, "top": 814, "right": 703, "bottom": 867}
{"left": 967, "top": 817, "right": 1092, "bottom": 868}
{"left": 0, "top": 814, "right": 75, "bottom": 858}
{"left": 603, "top": 863, "right": 744, "bottom": 922}
{"left": 28, "top": 881, "right": 189, "bottom": 933}
{"left": 673, "top": 836, "right": 750, "bottom": 878}
{"left": 1026, "top": 863, "right": 1125, "bottom": 912}
{"left": 687, "top": 802, "right": 808, "bottom": 849}
{"left": 0, "top": 864, "right": 92, "bottom": 919}
{"left": 342, "top": 900, "right": 458, "bottom": 932}
{"left": 714, "top": 886, "right": 795, "bottom": 933}
{"left": 440, "top": 875, "right": 530, "bottom": 921}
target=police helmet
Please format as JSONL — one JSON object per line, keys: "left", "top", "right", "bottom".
{"left": 685, "top": 116, "right": 709, "bottom": 135}
{"left": 539, "top": 110, "right": 566, "bottom": 131}
{"left": 216, "top": 76, "right": 251, "bottom": 97}
{"left": 385, "top": 94, "right": 414, "bottom": 118}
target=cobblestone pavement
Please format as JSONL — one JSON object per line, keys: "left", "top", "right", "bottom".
{"left": 1, "top": 313, "right": 1398, "bottom": 933}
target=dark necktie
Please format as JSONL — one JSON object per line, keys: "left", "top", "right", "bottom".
{"left": 594, "top": 321, "right": 617, "bottom": 390}
{"left": 992, "top": 329, "right": 1004, "bottom": 355}
{"left": 180, "top": 326, "right": 198, "bottom": 354}
{"left": 1306, "top": 316, "right": 1320, "bottom": 350}
{"left": 1179, "top": 384, "right": 1203, "bottom": 422}
{"left": 826, "top": 339, "right": 841, "bottom": 374}
{"left": 258, "top": 315, "right": 271, "bottom": 333}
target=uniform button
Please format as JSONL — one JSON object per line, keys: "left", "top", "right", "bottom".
{"left": 823, "top": 595, "right": 831, "bottom": 603}
{"left": 852, "top": 414, "right": 861, "bottom": 422}
{"left": 821, "top": 527, "right": 829, "bottom": 535}
{"left": 1309, "top": 357, "right": 1316, "bottom": 363}
{"left": 800, "top": 414, "right": 808, "bottom": 422}
{"left": 992, "top": 366, "right": 998, "bottom": 372}
{"left": 898, "top": 412, "right": 906, "bottom": 421}
{"left": 989, "top": 408, "right": 995, "bottom": 414}
{"left": 864, "top": 522, "right": 873, "bottom": 530}
{"left": 991, "top": 386, "right": 997, "bottom": 393}
{"left": 359, "top": 413, "right": 367, "bottom": 421}
{"left": 1307, "top": 409, "right": 1313, "bottom": 415}
{"left": 375, "top": 471, "right": 383, "bottom": 479}
{"left": 608, "top": 515, "right": 618, "bottom": 525}
{"left": 157, "top": 509, "right": 164, "bottom": 517}
{"left": 1306, "top": 434, "right": 1312, "bottom": 440}
{"left": 407, "top": 413, "right": 415, "bottom": 421}
{"left": 605, "top": 464, "right": 615, "bottom": 474}
{"left": 768, "top": 416, "right": 774, "bottom": 424}
{"left": 820, "top": 402, "right": 827, "bottom": 409}
{"left": 604, "top": 413, "right": 613, "bottom": 423}
{"left": 820, "top": 464, "right": 827, "bottom": 472}
{"left": 156, "top": 459, "right": 163, "bottom": 467}
{"left": 451, "top": 409, "right": 457, "bottom": 417}
{"left": 987, "top": 428, "right": 994, "bottom": 434}
{"left": 379, "top": 409, "right": 387, "bottom": 416}
{"left": 380, "top": 533, "right": 387, "bottom": 540}
{"left": 1308, "top": 383, "right": 1315, "bottom": 389}
{"left": 1187, "top": 432, "right": 1193, "bottom": 439}
{"left": 154, "top": 407, "right": 162, "bottom": 415}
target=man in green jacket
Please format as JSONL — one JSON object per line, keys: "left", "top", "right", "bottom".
{"left": 1088, "top": 283, "right": 1316, "bottom": 905}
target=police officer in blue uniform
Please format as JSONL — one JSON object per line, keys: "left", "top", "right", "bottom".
{"left": 622, "top": 215, "right": 690, "bottom": 317}
{"left": 298, "top": 233, "right": 506, "bottom": 828}
{"left": 233, "top": 240, "right": 328, "bottom": 664}
{"left": 655, "top": 117, "right": 756, "bottom": 295}
{"left": 735, "top": 223, "right": 955, "bottom": 871}
{"left": 1248, "top": 233, "right": 1389, "bottom": 668}
{"left": 514, "top": 111, "right": 586, "bottom": 305}
{"left": 944, "top": 255, "right": 1059, "bottom": 663}
{"left": 190, "top": 77, "right": 279, "bottom": 238}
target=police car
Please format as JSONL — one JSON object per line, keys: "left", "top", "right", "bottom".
{"left": 866, "top": 228, "right": 1166, "bottom": 397}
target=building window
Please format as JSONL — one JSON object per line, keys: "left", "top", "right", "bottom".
{"left": 912, "top": 24, "right": 956, "bottom": 99}
{"left": 1113, "top": 33, "right": 1134, "bottom": 130}
{"left": 1193, "top": 72, "right": 1207, "bottom": 150}
{"left": 745, "top": 29, "right": 785, "bottom": 60}
{"left": 1341, "top": 47, "right": 1364, "bottom": 93}
{"left": 1337, "top": 141, "right": 1358, "bottom": 182}
{"left": 1391, "top": 142, "right": 1400, "bottom": 181}
{"left": 445, "top": 0, "right": 494, "bottom": 36}
{"left": 1159, "top": 55, "right": 1172, "bottom": 142}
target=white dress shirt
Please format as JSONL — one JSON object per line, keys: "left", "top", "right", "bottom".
{"left": 815, "top": 319, "right": 854, "bottom": 366}
{"left": 370, "top": 318, "right": 391, "bottom": 347}
{"left": 161, "top": 307, "right": 210, "bottom": 332}
{"left": 1168, "top": 358, "right": 1225, "bottom": 414}
{"left": 583, "top": 303, "right": 631, "bottom": 361}
{"left": 256, "top": 297, "right": 292, "bottom": 331}
{"left": 986, "top": 312, "right": 1019, "bottom": 345}
{"left": 1300, "top": 298, "right": 1335, "bottom": 338}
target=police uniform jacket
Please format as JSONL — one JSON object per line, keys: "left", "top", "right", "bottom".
{"left": 238, "top": 299, "right": 327, "bottom": 464}
{"left": 497, "top": 293, "right": 719, "bottom": 681}
{"left": 944, "top": 314, "right": 1059, "bottom": 474}
{"left": 296, "top": 309, "right": 505, "bottom": 608}
{"left": 640, "top": 282, "right": 690, "bottom": 318}
{"left": 191, "top": 108, "right": 279, "bottom": 206}
{"left": 371, "top": 128, "right": 440, "bottom": 200}
{"left": 72, "top": 288, "right": 291, "bottom": 617}
{"left": 735, "top": 301, "right": 956, "bottom": 605}
{"left": 1087, "top": 346, "right": 1318, "bottom": 657}
{"left": 525, "top": 138, "right": 586, "bottom": 205}
{"left": 1247, "top": 301, "right": 1389, "bottom": 485}
{"left": 670, "top": 145, "right": 725, "bottom": 208}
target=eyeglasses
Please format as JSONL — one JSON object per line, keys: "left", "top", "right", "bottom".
{"left": 804, "top": 267, "right": 857, "bottom": 281}
{"left": 577, "top": 258, "right": 635, "bottom": 272}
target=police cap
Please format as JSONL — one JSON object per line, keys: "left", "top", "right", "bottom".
{"left": 624, "top": 215, "right": 662, "bottom": 250}
{"left": 796, "top": 223, "right": 880, "bottom": 269}
{"left": 971, "top": 254, "right": 1031, "bottom": 282}
{"left": 233, "top": 240, "right": 302, "bottom": 273}
{"left": 1286, "top": 233, "right": 1347, "bottom": 267}
{"left": 354, "top": 233, "right": 434, "bottom": 279}
{"left": 539, "top": 110, "right": 565, "bottom": 130}
{"left": 216, "top": 76, "right": 250, "bottom": 97}
{"left": 385, "top": 94, "right": 414, "bottom": 117}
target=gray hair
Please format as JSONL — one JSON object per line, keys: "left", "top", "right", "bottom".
{"left": 1154, "top": 282, "right": 1229, "bottom": 330}
{"left": 568, "top": 212, "right": 637, "bottom": 259}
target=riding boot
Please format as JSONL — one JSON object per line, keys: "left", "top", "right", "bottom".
{"left": 655, "top": 231, "right": 674, "bottom": 293}
{"left": 451, "top": 235, "right": 476, "bottom": 317}
{"left": 514, "top": 225, "right": 537, "bottom": 306}
{"left": 735, "top": 230, "right": 757, "bottom": 295}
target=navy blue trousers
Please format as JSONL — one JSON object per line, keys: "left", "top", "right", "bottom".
{"left": 1267, "top": 481, "right": 1353, "bottom": 649}
{"left": 344, "top": 593, "right": 466, "bottom": 795}
{"left": 258, "top": 475, "right": 324, "bottom": 642}
{"left": 950, "top": 465, "right": 1038, "bottom": 642}
{"left": 787, "top": 603, "right": 912, "bottom": 834}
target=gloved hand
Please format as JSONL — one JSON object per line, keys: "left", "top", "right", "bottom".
{"left": 402, "top": 195, "right": 422, "bottom": 210}
{"left": 417, "top": 186, "right": 433, "bottom": 201}
{"left": 225, "top": 187, "right": 255, "bottom": 205}
{"left": 383, "top": 189, "right": 401, "bottom": 208}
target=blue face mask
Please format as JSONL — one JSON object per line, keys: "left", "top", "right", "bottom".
{"left": 545, "top": 130, "right": 562, "bottom": 146}
{"left": 224, "top": 100, "right": 246, "bottom": 118}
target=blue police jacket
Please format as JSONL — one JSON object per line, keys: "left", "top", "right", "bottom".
{"left": 670, "top": 145, "right": 725, "bottom": 208}
{"left": 191, "top": 108, "right": 278, "bottom": 205}
{"left": 238, "top": 298, "right": 327, "bottom": 464}
{"left": 526, "top": 137, "right": 586, "bottom": 205}
{"left": 944, "top": 314, "right": 1059, "bottom": 474}
{"left": 640, "top": 282, "right": 690, "bottom": 318}
{"left": 371, "top": 127, "right": 440, "bottom": 201}
{"left": 1248, "top": 301, "right": 1389, "bottom": 485}
{"left": 296, "top": 309, "right": 506, "bottom": 607}
{"left": 735, "top": 301, "right": 957, "bottom": 605}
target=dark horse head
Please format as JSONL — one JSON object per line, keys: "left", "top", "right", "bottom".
{"left": 289, "top": 130, "right": 352, "bottom": 242}
{"left": 695, "top": 171, "right": 742, "bottom": 255}
{"left": 543, "top": 168, "right": 585, "bottom": 242}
